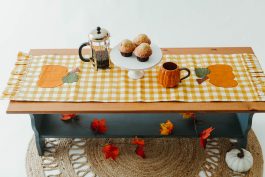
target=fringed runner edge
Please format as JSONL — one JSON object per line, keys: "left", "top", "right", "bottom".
{"left": 1, "top": 52, "right": 30, "bottom": 100}
{"left": 242, "top": 54, "right": 265, "bottom": 101}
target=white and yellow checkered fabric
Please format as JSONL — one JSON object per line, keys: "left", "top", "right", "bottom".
{"left": 2, "top": 53, "right": 265, "bottom": 102}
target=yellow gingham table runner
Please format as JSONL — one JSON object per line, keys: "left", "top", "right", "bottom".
{"left": 2, "top": 52, "right": 265, "bottom": 102}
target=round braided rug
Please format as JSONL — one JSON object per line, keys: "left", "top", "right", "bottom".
{"left": 26, "top": 130, "right": 263, "bottom": 177}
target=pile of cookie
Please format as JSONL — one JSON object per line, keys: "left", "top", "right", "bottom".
{"left": 119, "top": 34, "right": 152, "bottom": 62}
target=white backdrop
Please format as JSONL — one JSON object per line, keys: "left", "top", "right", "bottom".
{"left": 0, "top": 0, "right": 265, "bottom": 176}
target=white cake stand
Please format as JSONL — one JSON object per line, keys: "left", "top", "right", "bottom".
{"left": 110, "top": 44, "right": 162, "bottom": 79}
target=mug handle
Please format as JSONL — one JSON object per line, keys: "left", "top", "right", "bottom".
{"left": 78, "top": 42, "right": 93, "bottom": 62}
{"left": 179, "top": 68, "right": 191, "bottom": 82}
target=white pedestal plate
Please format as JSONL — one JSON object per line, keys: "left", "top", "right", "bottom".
{"left": 110, "top": 44, "right": 163, "bottom": 79}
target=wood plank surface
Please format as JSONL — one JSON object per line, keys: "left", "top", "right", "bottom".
{"left": 7, "top": 47, "right": 265, "bottom": 114}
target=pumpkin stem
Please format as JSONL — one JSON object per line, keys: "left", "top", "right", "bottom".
{"left": 196, "top": 76, "right": 209, "bottom": 84}
{"left": 237, "top": 148, "right": 245, "bottom": 158}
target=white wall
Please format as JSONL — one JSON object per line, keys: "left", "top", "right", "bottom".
{"left": 0, "top": 0, "right": 264, "bottom": 176}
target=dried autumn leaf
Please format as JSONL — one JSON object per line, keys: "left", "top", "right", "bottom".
{"left": 160, "top": 120, "right": 174, "bottom": 135}
{"left": 200, "top": 127, "right": 214, "bottom": 149}
{"left": 91, "top": 118, "right": 107, "bottom": 134}
{"left": 60, "top": 114, "right": 76, "bottom": 121}
{"left": 135, "top": 145, "right": 145, "bottom": 158}
{"left": 132, "top": 137, "right": 145, "bottom": 158}
{"left": 160, "top": 124, "right": 170, "bottom": 135}
{"left": 200, "top": 139, "right": 206, "bottom": 149}
{"left": 181, "top": 112, "right": 196, "bottom": 119}
{"left": 102, "top": 144, "right": 119, "bottom": 160}
{"left": 201, "top": 127, "right": 214, "bottom": 139}
{"left": 132, "top": 137, "right": 145, "bottom": 146}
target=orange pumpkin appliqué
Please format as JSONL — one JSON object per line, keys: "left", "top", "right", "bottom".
{"left": 37, "top": 65, "right": 68, "bottom": 88}
{"left": 207, "top": 64, "right": 238, "bottom": 88}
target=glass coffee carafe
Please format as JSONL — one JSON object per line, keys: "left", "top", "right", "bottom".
{"left": 78, "top": 27, "right": 110, "bottom": 70}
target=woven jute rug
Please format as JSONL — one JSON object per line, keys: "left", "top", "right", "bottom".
{"left": 26, "top": 130, "right": 263, "bottom": 177}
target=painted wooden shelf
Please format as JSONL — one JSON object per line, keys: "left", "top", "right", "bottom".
{"left": 34, "top": 113, "right": 244, "bottom": 139}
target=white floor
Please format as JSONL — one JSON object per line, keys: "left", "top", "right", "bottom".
{"left": 0, "top": 0, "right": 265, "bottom": 176}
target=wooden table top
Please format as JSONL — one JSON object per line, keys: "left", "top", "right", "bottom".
{"left": 7, "top": 47, "right": 265, "bottom": 114}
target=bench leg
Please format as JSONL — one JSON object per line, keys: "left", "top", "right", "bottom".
{"left": 30, "top": 114, "right": 45, "bottom": 156}
{"left": 35, "top": 135, "right": 45, "bottom": 156}
{"left": 237, "top": 137, "right": 247, "bottom": 148}
{"left": 236, "top": 113, "right": 254, "bottom": 149}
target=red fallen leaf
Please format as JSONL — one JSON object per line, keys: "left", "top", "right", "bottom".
{"left": 200, "top": 127, "right": 214, "bottom": 149}
{"left": 102, "top": 144, "right": 119, "bottom": 160}
{"left": 200, "top": 137, "right": 207, "bottom": 149}
{"left": 132, "top": 137, "right": 145, "bottom": 158}
{"left": 61, "top": 114, "right": 76, "bottom": 121}
{"left": 91, "top": 118, "right": 107, "bottom": 134}
{"left": 135, "top": 145, "right": 145, "bottom": 158}
{"left": 132, "top": 137, "right": 144, "bottom": 146}
{"left": 201, "top": 127, "right": 214, "bottom": 139}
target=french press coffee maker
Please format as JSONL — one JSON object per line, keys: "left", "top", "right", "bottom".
{"left": 79, "top": 27, "right": 110, "bottom": 70}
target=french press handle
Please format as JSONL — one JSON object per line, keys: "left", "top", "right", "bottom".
{"left": 78, "top": 42, "right": 94, "bottom": 62}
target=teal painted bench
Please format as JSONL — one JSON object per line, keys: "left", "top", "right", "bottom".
{"left": 7, "top": 48, "right": 265, "bottom": 156}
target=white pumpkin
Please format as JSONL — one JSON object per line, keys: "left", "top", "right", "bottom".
{"left": 225, "top": 148, "right": 253, "bottom": 173}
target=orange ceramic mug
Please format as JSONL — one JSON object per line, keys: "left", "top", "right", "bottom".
{"left": 158, "top": 62, "right": 191, "bottom": 88}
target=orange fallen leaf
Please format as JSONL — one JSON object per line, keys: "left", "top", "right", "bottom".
{"left": 102, "top": 144, "right": 119, "bottom": 160}
{"left": 132, "top": 137, "right": 145, "bottom": 146}
{"left": 181, "top": 112, "right": 196, "bottom": 119}
{"left": 160, "top": 120, "right": 174, "bottom": 135}
{"left": 200, "top": 127, "right": 214, "bottom": 149}
{"left": 60, "top": 114, "right": 76, "bottom": 121}
{"left": 91, "top": 118, "right": 107, "bottom": 134}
